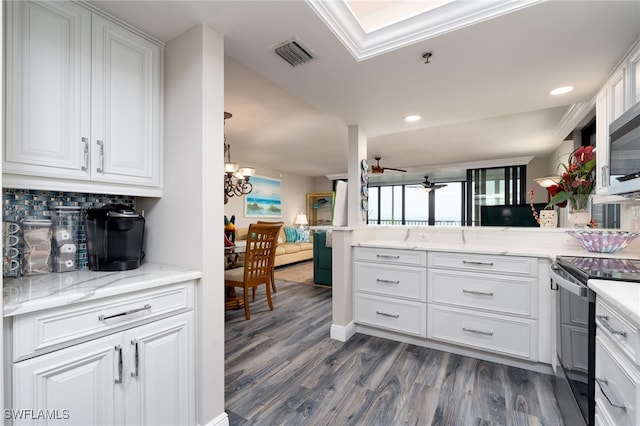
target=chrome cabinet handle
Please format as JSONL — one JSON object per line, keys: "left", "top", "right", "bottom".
{"left": 602, "top": 165, "right": 609, "bottom": 187}
{"left": 131, "top": 339, "right": 139, "bottom": 377}
{"left": 462, "top": 289, "right": 494, "bottom": 297}
{"left": 376, "top": 254, "right": 400, "bottom": 259}
{"left": 81, "top": 137, "right": 89, "bottom": 171}
{"left": 463, "top": 260, "right": 494, "bottom": 266}
{"left": 99, "top": 304, "right": 151, "bottom": 321}
{"left": 596, "top": 315, "right": 627, "bottom": 338}
{"left": 376, "top": 310, "right": 399, "bottom": 319}
{"left": 596, "top": 378, "right": 626, "bottom": 411}
{"left": 115, "top": 345, "right": 123, "bottom": 384}
{"left": 376, "top": 278, "right": 400, "bottom": 284}
{"left": 462, "top": 326, "right": 494, "bottom": 336}
{"left": 97, "top": 139, "right": 104, "bottom": 172}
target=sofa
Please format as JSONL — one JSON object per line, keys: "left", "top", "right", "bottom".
{"left": 235, "top": 226, "right": 313, "bottom": 267}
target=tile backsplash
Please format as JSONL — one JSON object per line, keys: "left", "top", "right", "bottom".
{"left": 3, "top": 189, "right": 136, "bottom": 271}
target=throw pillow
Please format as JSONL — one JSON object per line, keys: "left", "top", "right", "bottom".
{"left": 283, "top": 227, "right": 298, "bottom": 242}
{"left": 296, "top": 228, "right": 310, "bottom": 243}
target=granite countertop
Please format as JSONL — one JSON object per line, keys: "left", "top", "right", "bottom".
{"left": 3, "top": 262, "right": 202, "bottom": 317}
{"left": 589, "top": 279, "right": 640, "bottom": 327}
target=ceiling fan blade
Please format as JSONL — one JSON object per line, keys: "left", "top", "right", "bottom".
{"left": 383, "top": 167, "right": 407, "bottom": 173}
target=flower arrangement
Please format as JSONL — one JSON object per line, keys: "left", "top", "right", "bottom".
{"left": 546, "top": 145, "right": 596, "bottom": 211}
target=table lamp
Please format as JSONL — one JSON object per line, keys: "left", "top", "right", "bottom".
{"left": 295, "top": 213, "right": 308, "bottom": 229}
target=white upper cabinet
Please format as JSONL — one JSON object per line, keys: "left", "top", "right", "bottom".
{"left": 593, "top": 39, "right": 640, "bottom": 200}
{"left": 4, "top": 1, "right": 91, "bottom": 180}
{"left": 630, "top": 47, "right": 640, "bottom": 107}
{"left": 3, "top": 1, "right": 163, "bottom": 196}
{"left": 91, "top": 15, "right": 162, "bottom": 188}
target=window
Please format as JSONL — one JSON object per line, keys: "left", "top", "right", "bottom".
{"left": 367, "top": 165, "right": 527, "bottom": 227}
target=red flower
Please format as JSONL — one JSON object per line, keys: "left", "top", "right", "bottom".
{"left": 574, "top": 146, "right": 594, "bottom": 164}
{"left": 547, "top": 184, "right": 567, "bottom": 207}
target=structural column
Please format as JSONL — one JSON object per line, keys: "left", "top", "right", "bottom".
{"left": 347, "top": 125, "right": 367, "bottom": 227}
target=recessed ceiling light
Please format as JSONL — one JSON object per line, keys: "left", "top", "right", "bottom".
{"left": 549, "top": 86, "right": 574, "bottom": 96}
{"left": 405, "top": 115, "right": 422, "bottom": 122}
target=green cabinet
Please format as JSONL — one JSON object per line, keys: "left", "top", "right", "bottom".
{"left": 313, "top": 231, "right": 332, "bottom": 286}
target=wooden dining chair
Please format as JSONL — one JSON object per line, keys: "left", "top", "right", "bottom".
{"left": 224, "top": 222, "right": 281, "bottom": 320}
{"left": 256, "top": 220, "right": 284, "bottom": 292}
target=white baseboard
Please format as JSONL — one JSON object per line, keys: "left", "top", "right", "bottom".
{"left": 330, "top": 322, "right": 356, "bottom": 342}
{"left": 200, "top": 411, "right": 229, "bottom": 426}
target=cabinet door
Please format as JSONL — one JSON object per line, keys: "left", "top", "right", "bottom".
{"left": 91, "top": 15, "right": 162, "bottom": 188}
{"left": 4, "top": 1, "right": 91, "bottom": 179}
{"left": 629, "top": 47, "right": 640, "bottom": 107}
{"left": 595, "top": 88, "right": 610, "bottom": 194}
{"left": 124, "top": 312, "right": 195, "bottom": 426}
{"left": 610, "top": 67, "right": 627, "bottom": 122}
{"left": 12, "top": 334, "right": 123, "bottom": 426}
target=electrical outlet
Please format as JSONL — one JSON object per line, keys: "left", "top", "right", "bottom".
{"left": 417, "top": 232, "right": 429, "bottom": 241}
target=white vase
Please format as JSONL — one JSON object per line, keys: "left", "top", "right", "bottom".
{"left": 539, "top": 210, "right": 557, "bottom": 228}
{"left": 568, "top": 209, "right": 591, "bottom": 227}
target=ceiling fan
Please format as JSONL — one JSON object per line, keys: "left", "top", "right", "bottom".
{"left": 420, "top": 176, "right": 447, "bottom": 191}
{"left": 370, "top": 156, "right": 407, "bottom": 174}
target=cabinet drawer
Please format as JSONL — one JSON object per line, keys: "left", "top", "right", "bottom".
{"left": 355, "top": 293, "right": 426, "bottom": 337}
{"left": 596, "top": 299, "right": 639, "bottom": 365}
{"left": 12, "top": 281, "right": 195, "bottom": 360}
{"left": 428, "top": 252, "right": 537, "bottom": 277}
{"left": 355, "top": 262, "right": 426, "bottom": 301}
{"left": 595, "top": 335, "right": 640, "bottom": 425}
{"left": 354, "top": 247, "right": 427, "bottom": 267}
{"left": 428, "top": 269, "right": 536, "bottom": 317}
{"left": 427, "top": 305, "right": 537, "bottom": 360}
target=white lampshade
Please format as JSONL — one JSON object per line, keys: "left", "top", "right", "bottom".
{"left": 295, "top": 213, "right": 308, "bottom": 228}
{"left": 534, "top": 176, "right": 561, "bottom": 188}
{"left": 238, "top": 167, "right": 255, "bottom": 178}
{"left": 224, "top": 162, "right": 239, "bottom": 174}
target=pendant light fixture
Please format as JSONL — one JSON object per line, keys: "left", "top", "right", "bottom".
{"left": 224, "top": 112, "right": 254, "bottom": 204}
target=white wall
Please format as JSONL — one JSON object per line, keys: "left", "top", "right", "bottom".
{"left": 224, "top": 163, "right": 315, "bottom": 229}
{"left": 527, "top": 156, "right": 551, "bottom": 204}
{"left": 138, "top": 24, "right": 226, "bottom": 426}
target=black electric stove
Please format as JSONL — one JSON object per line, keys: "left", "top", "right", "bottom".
{"left": 552, "top": 255, "right": 640, "bottom": 426}
{"left": 556, "top": 255, "right": 640, "bottom": 283}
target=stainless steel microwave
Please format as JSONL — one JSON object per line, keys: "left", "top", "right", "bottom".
{"left": 608, "top": 100, "right": 640, "bottom": 197}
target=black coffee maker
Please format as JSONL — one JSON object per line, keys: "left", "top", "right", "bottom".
{"left": 85, "top": 204, "right": 145, "bottom": 271}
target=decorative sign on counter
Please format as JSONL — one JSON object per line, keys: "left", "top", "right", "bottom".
{"left": 361, "top": 159, "right": 369, "bottom": 220}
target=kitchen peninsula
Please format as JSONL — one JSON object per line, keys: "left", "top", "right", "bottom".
{"left": 329, "top": 225, "right": 640, "bottom": 374}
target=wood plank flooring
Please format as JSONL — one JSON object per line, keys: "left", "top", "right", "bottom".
{"left": 225, "top": 281, "right": 564, "bottom": 425}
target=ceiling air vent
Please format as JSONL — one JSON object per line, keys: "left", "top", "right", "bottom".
{"left": 275, "top": 40, "right": 315, "bottom": 67}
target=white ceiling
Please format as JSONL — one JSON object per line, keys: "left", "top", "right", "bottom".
{"left": 90, "top": 0, "right": 640, "bottom": 183}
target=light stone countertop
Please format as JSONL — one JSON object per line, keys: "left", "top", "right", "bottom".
{"left": 589, "top": 279, "right": 640, "bottom": 327}
{"left": 352, "top": 239, "right": 592, "bottom": 259}
{"left": 3, "top": 262, "right": 202, "bottom": 317}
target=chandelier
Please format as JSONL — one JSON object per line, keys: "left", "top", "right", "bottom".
{"left": 224, "top": 112, "right": 254, "bottom": 204}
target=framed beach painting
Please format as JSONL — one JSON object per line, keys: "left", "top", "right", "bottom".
{"left": 244, "top": 176, "right": 282, "bottom": 217}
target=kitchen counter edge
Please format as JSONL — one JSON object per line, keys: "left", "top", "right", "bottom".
{"left": 3, "top": 263, "right": 202, "bottom": 317}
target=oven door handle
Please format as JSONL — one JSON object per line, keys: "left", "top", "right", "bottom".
{"left": 550, "top": 262, "right": 591, "bottom": 302}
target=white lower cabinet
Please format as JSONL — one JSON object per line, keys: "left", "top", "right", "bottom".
{"left": 8, "top": 283, "right": 195, "bottom": 426}
{"left": 353, "top": 247, "right": 427, "bottom": 338}
{"left": 428, "top": 252, "right": 539, "bottom": 361}
{"left": 353, "top": 247, "right": 542, "bottom": 363}
{"left": 595, "top": 298, "right": 640, "bottom": 425}
{"left": 427, "top": 305, "right": 536, "bottom": 360}
{"left": 355, "top": 293, "right": 426, "bottom": 337}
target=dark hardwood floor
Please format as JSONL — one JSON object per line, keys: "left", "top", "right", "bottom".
{"left": 225, "top": 280, "right": 564, "bottom": 425}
